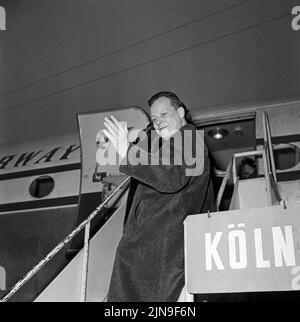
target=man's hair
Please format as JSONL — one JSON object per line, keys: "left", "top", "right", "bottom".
{"left": 240, "top": 157, "right": 256, "bottom": 169}
{"left": 147, "top": 91, "right": 193, "bottom": 124}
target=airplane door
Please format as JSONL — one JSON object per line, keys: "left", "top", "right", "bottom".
{"left": 68, "top": 106, "right": 150, "bottom": 254}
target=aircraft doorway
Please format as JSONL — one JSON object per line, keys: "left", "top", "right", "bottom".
{"left": 196, "top": 113, "right": 256, "bottom": 211}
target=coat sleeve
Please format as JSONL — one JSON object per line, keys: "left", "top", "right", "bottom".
{"left": 119, "top": 129, "right": 205, "bottom": 193}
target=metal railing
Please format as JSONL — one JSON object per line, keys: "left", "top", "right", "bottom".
{"left": 216, "top": 111, "right": 283, "bottom": 211}
{"left": 215, "top": 148, "right": 283, "bottom": 212}
{"left": 0, "top": 176, "right": 130, "bottom": 302}
{"left": 263, "top": 111, "right": 277, "bottom": 183}
{"left": 215, "top": 157, "right": 233, "bottom": 211}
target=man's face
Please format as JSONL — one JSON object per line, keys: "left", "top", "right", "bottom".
{"left": 240, "top": 164, "right": 255, "bottom": 179}
{"left": 150, "top": 97, "right": 183, "bottom": 140}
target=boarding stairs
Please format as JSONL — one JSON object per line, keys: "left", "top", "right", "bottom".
{"left": 183, "top": 112, "right": 300, "bottom": 299}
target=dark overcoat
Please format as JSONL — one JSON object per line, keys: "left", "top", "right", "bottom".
{"left": 107, "top": 124, "right": 214, "bottom": 302}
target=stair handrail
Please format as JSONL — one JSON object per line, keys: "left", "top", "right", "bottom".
{"left": 269, "top": 169, "right": 283, "bottom": 204}
{"left": 0, "top": 176, "right": 130, "bottom": 302}
{"left": 215, "top": 156, "right": 233, "bottom": 211}
{"left": 215, "top": 147, "right": 283, "bottom": 211}
{"left": 263, "top": 111, "right": 277, "bottom": 183}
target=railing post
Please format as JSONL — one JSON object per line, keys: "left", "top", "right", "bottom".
{"left": 262, "top": 149, "right": 273, "bottom": 206}
{"left": 80, "top": 221, "right": 91, "bottom": 302}
{"left": 215, "top": 157, "right": 233, "bottom": 211}
{"left": 265, "top": 113, "right": 277, "bottom": 183}
{"left": 263, "top": 111, "right": 277, "bottom": 183}
{"left": 232, "top": 156, "right": 237, "bottom": 185}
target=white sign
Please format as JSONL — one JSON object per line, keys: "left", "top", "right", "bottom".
{"left": 184, "top": 202, "right": 300, "bottom": 294}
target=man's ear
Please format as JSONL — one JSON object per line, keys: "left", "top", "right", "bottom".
{"left": 178, "top": 107, "right": 185, "bottom": 118}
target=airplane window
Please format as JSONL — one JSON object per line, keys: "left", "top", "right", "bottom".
{"left": 29, "top": 176, "right": 55, "bottom": 198}
{"left": 273, "top": 143, "right": 300, "bottom": 170}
